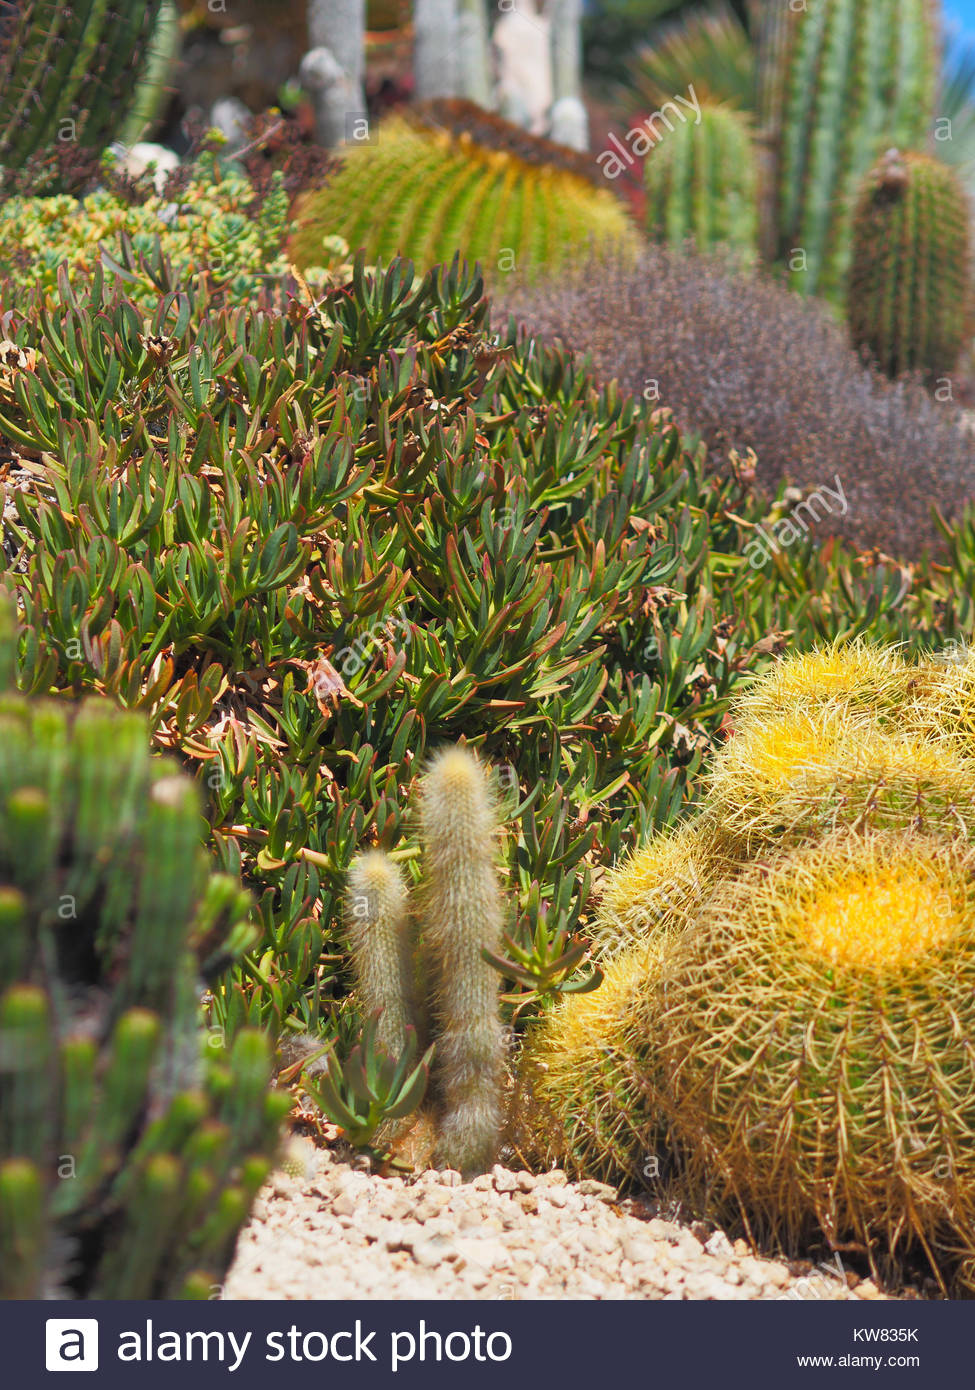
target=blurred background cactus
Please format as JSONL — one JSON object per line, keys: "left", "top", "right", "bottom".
{"left": 0, "top": 0, "right": 178, "bottom": 189}
{"left": 288, "top": 103, "right": 639, "bottom": 280}
{"left": 644, "top": 100, "right": 758, "bottom": 259}
{"left": 846, "top": 148, "right": 973, "bottom": 380}
{"left": 768, "top": 0, "right": 938, "bottom": 299}
{"left": 0, "top": 596, "right": 289, "bottom": 1298}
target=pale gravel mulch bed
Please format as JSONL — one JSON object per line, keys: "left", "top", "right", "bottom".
{"left": 224, "top": 1136, "right": 915, "bottom": 1302}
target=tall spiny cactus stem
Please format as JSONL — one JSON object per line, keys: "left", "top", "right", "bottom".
{"left": 419, "top": 745, "right": 505, "bottom": 1177}
{"left": 749, "top": 0, "right": 793, "bottom": 261}
{"left": 644, "top": 101, "right": 759, "bottom": 259}
{"left": 345, "top": 850, "right": 416, "bottom": 1055}
{"left": 771, "top": 0, "right": 938, "bottom": 299}
{"left": 0, "top": 1, "right": 168, "bottom": 178}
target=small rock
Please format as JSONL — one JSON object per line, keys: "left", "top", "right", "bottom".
{"left": 536, "top": 1169, "right": 568, "bottom": 1187}
{"left": 412, "top": 1236, "right": 457, "bottom": 1269}
{"left": 575, "top": 1179, "right": 618, "bottom": 1202}
{"left": 331, "top": 1193, "right": 357, "bottom": 1218}
{"left": 761, "top": 1263, "right": 792, "bottom": 1290}
{"left": 439, "top": 1169, "right": 463, "bottom": 1187}
{"left": 857, "top": 1280, "right": 884, "bottom": 1300}
{"left": 515, "top": 1171, "right": 536, "bottom": 1192}
{"left": 539, "top": 1186, "right": 568, "bottom": 1209}
{"left": 704, "top": 1230, "right": 734, "bottom": 1258}
{"left": 492, "top": 1165, "right": 518, "bottom": 1193}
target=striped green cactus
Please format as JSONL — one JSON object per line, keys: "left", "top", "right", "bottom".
{"left": 644, "top": 102, "right": 759, "bottom": 261}
{"left": 0, "top": 1, "right": 172, "bottom": 178}
{"left": 769, "top": 0, "right": 939, "bottom": 300}
{"left": 846, "top": 148, "right": 973, "bottom": 381}
{"left": 0, "top": 595, "right": 288, "bottom": 1298}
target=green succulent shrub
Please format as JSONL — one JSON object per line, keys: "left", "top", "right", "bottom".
{"left": 644, "top": 102, "right": 759, "bottom": 259}
{"left": 0, "top": 239, "right": 877, "bottom": 1050}
{"left": 288, "top": 102, "right": 641, "bottom": 281}
{"left": 0, "top": 596, "right": 289, "bottom": 1299}
{"left": 3, "top": 233, "right": 974, "bottom": 1066}
{"left": 846, "top": 148, "right": 973, "bottom": 381}
{"left": 0, "top": 0, "right": 174, "bottom": 190}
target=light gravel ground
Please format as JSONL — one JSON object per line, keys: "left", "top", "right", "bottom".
{"left": 224, "top": 1135, "right": 915, "bottom": 1302}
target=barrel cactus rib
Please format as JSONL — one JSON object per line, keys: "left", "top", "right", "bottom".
{"left": 846, "top": 149, "right": 972, "bottom": 380}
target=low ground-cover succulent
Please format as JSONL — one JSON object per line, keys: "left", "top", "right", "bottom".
{"left": 0, "top": 153, "right": 291, "bottom": 310}
{"left": 0, "top": 226, "right": 971, "bottom": 1070}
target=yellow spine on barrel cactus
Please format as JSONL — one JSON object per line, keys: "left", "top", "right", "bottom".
{"left": 656, "top": 829, "right": 975, "bottom": 1293}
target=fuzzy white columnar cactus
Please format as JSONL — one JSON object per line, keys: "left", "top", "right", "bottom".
{"left": 345, "top": 850, "right": 415, "bottom": 1055}
{"left": 419, "top": 745, "right": 505, "bottom": 1176}
{"left": 304, "top": 0, "right": 366, "bottom": 147}
{"left": 414, "top": 0, "right": 458, "bottom": 100}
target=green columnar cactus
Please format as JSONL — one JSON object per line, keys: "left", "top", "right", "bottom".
{"left": 771, "top": 0, "right": 938, "bottom": 299}
{"left": 644, "top": 102, "right": 759, "bottom": 260}
{"left": 0, "top": 0, "right": 169, "bottom": 178}
{"left": 0, "top": 596, "right": 289, "bottom": 1299}
{"left": 749, "top": 0, "right": 793, "bottom": 261}
{"left": 419, "top": 746, "right": 505, "bottom": 1177}
{"left": 345, "top": 849, "right": 416, "bottom": 1055}
{"left": 845, "top": 148, "right": 973, "bottom": 380}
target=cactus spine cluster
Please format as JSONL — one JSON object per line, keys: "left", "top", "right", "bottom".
{"left": 0, "top": 1, "right": 170, "bottom": 177}
{"left": 845, "top": 149, "right": 973, "bottom": 380}
{"left": 0, "top": 597, "right": 288, "bottom": 1298}
{"left": 344, "top": 744, "right": 505, "bottom": 1178}
{"left": 644, "top": 102, "right": 759, "bottom": 260}
{"left": 419, "top": 746, "right": 505, "bottom": 1177}
{"left": 770, "top": 0, "right": 938, "bottom": 299}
